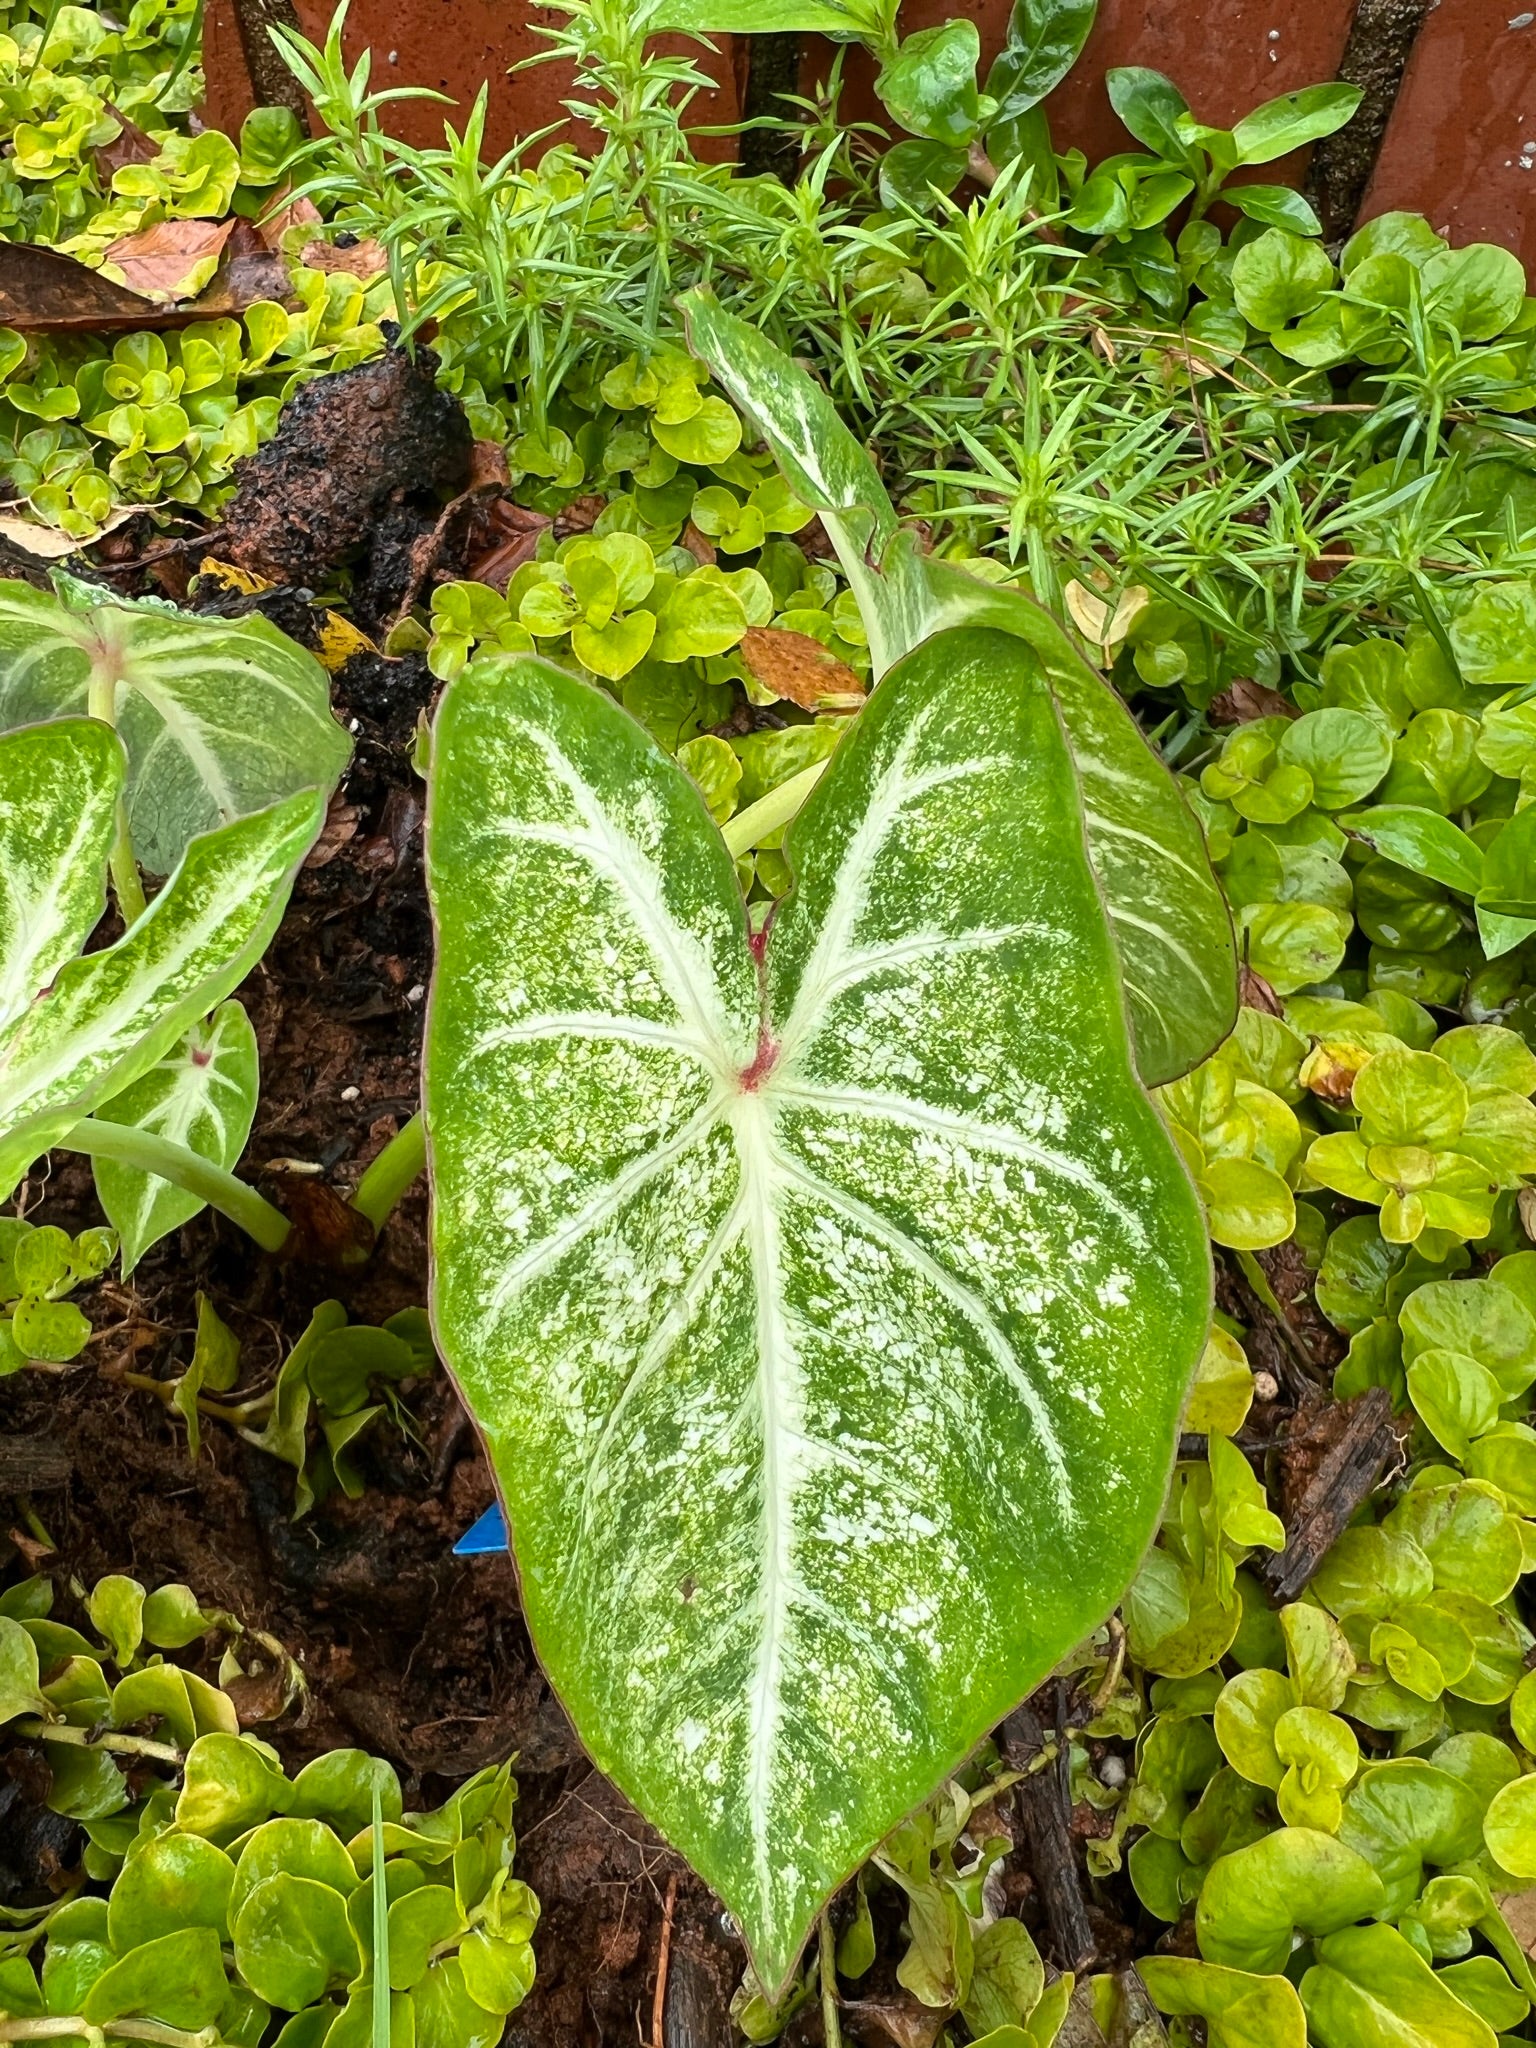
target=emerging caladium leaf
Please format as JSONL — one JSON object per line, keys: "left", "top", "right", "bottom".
{"left": 680, "top": 288, "right": 1237, "bottom": 1087}
{"left": 425, "top": 638, "right": 1209, "bottom": 1991}
{"left": 0, "top": 716, "right": 322, "bottom": 1198}
{"left": 93, "top": 1000, "right": 259, "bottom": 1272}
{"left": 0, "top": 573, "right": 349, "bottom": 873}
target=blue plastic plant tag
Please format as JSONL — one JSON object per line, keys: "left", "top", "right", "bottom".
{"left": 453, "top": 1502, "right": 509, "bottom": 1555}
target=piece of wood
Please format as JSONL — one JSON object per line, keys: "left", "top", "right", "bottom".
{"left": 652, "top": 1870, "right": 679, "bottom": 2048}
{"left": 0, "top": 1436, "right": 72, "bottom": 1491}
{"left": 663, "top": 1937, "right": 737, "bottom": 2048}
{"left": 1003, "top": 1693, "right": 1096, "bottom": 1976}
{"left": 1258, "top": 1387, "right": 1397, "bottom": 1603}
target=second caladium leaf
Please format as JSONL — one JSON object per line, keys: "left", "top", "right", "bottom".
{"left": 425, "top": 638, "right": 1208, "bottom": 1992}
{"left": 0, "top": 574, "right": 349, "bottom": 874}
{"left": 92, "top": 1000, "right": 260, "bottom": 1273}
{"left": 0, "top": 717, "right": 323, "bottom": 1198}
{"left": 679, "top": 289, "right": 1236, "bottom": 1087}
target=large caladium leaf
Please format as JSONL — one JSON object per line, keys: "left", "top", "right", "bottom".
{"left": 425, "top": 638, "right": 1209, "bottom": 1991}
{"left": 0, "top": 717, "right": 323, "bottom": 1198}
{"left": 680, "top": 288, "right": 1237, "bottom": 1086}
{"left": 93, "top": 999, "right": 260, "bottom": 1272}
{"left": 0, "top": 574, "right": 350, "bottom": 873}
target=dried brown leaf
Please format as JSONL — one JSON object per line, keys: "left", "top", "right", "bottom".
{"left": 94, "top": 106, "right": 159, "bottom": 181}
{"left": 1239, "top": 965, "right": 1284, "bottom": 1015}
{"left": 102, "top": 218, "right": 235, "bottom": 304}
{"left": 1209, "top": 678, "right": 1299, "bottom": 725}
{"left": 0, "top": 243, "right": 160, "bottom": 332}
{"left": 739, "top": 625, "right": 866, "bottom": 712}
{"left": 302, "top": 234, "right": 388, "bottom": 278}
{"left": 679, "top": 520, "right": 716, "bottom": 566}
{"left": 256, "top": 190, "right": 322, "bottom": 252}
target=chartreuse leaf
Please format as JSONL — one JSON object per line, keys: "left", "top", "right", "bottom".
{"left": 91, "top": 999, "right": 259, "bottom": 1272}
{"left": 1300, "top": 1922, "right": 1497, "bottom": 2048}
{"left": 107, "top": 1832, "right": 235, "bottom": 1948}
{"left": 82, "top": 1928, "right": 228, "bottom": 2028}
{"left": 0, "top": 719, "right": 323, "bottom": 1199}
{"left": 424, "top": 640, "right": 1209, "bottom": 1993}
{"left": 680, "top": 289, "right": 1236, "bottom": 1086}
{"left": 0, "top": 576, "right": 350, "bottom": 874}
{"left": 1139, "top": 1956, "right": 1306, "bottom": 2048}
{"left": 1195, "top": 1828, "right": 1386, "bottom": 1972}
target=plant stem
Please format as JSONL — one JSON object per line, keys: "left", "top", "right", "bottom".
{"left": 85, "top": 672, "right": 147, "bottom": 927}
{"left": 351, "top": 1111, "right": 427, "bottom": 1235}
{"left": 11, "top": 1719, "right": 183, "bottom": 1764}
{"left": 722, "top": 761, "right": 829, "bottom": 860}
{"left": 117, "top": 1368, "right": 271, "bottom": 1428}
{"left": 0, "top": 2023, "right": 226, "bottom": 2048}
{"left": 56, "top": 1119, "right": 292, "bottom": 1253}
{"left": 966, "top": 141, "right": 998, "bottom": 189}
{"left": 818, "top": 1912, "right": 841, "bottom": 2048}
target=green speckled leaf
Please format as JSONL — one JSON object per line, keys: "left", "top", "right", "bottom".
{"left": 92, "top": 999, "right": 260, "bottom": 1272}
{"left": 0, "top": 717, "right": 122, "bottom": 1038}
{"left": 424, "top": 637, "right": 1209, "bottom": 1992}
{"left": 918, "top": 559, "right": 1238, "bottom": 1085}
{"left": 0, "top": 576, "right": 350, "bottom": 873}
{"left": 0, "top": 738, "right": 323, "bottom": 1198}
{"left": 681, "top": 289, "right": 1236, "bottom": 1084}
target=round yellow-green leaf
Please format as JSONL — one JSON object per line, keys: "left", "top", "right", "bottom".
{"left": 1484, "top": 1773, "right": 1536, "bottom": 1880}
{"left": 1199, "top": 1155, "right": 1295, "bottom": 1249}
{"left": 652, "top": 396, "right": 742, "bottom": 467}
{"left": 232, "top": 1873, "right": 360, "bottom": 2009}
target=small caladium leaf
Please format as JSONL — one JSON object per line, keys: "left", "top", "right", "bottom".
{"left": 92, "top": 999, "right": 260, "bottom": 1273}
{"left": 0, "top": 574, "right": 350, "bottom": 873}
{"left": 0, "top": 719, "right": 323, "bottom": 1198}
{"left": 424, "top": 640, "right": 1208, "bottom": 1992}
{"left": 680, "top": 289, "right": 1236, "bottom": 1085}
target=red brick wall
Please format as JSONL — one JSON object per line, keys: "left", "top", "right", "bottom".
{"left": 202, "top": 0, "right": 1536, "bottom": 269}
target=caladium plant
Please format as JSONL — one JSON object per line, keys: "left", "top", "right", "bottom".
{"left": 0, "top": 714, "right": 322, "bottom": 1233}
{"left": 424, "top": 631, "right": 1210, "bottom": 1990}
{"left": 679, "top": 288, "right": 1238, "bottom": 1091}
{"left": 0, "top": 572, "right": 350, "bottom": 883}
{"left": 92, "top": 999, "right": 259, "bottom": 1273}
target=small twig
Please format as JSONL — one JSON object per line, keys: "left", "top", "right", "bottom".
{"left": 651, "top": 1870, "right": 678, "bottom": 2048}
{"left": 0, "top": 1437, "right": 70, "bottom": 1491}
{"left": 1085, "top": 1615, "right": 1127, "bottom": 1722}
{"left": 1259, "top": 1387, "right": 1398, "bottom": 1603}
{"left": 12, "top": 1719, "right": 182, "bottom": 1765}
{"left": 818, "top": 1911, "right": 842, "bottom": 2048}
